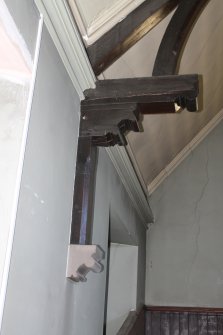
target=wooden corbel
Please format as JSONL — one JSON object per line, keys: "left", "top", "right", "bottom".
{"left": 66, "top": 0, "right": 210, "bottom": 283}
{"left": 66, "top": 74, "right": 199, "bottom": 282}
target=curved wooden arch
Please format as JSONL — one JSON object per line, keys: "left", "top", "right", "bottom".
{"left": 153, "top": 0, "right": 210, "bottom": 76}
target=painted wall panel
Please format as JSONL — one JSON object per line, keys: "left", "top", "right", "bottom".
{"left": 0, "top": 82, "right": 29, "bottom": 295}
{"left": 106, "top": 243, "right": 138, "bottom": 335}
{"left": 0, "top": 0, "right": 36, "bottom": 303}
{"left": 1, "top": 23, "right": 80, "bottom": 335}
{"left": 146, "top": 120, "right": 223, "bottom": 307}
{"left": 104, "top": 0, "right": 223, "bottom": 187}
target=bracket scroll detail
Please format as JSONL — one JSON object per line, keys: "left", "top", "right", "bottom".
{"left": 66, "top": 245, "right": 104, "bottom": 282}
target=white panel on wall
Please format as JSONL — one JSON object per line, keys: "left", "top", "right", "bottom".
{"left": 0, "top": 0, "right": 33, "bottom": 299}
{"left": 106, "top": 243, "right": 138, "bottom": 335}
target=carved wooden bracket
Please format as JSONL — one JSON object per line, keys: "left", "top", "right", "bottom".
{"left": 66, "top": 0, "right": 209, "bottom": 283}
{"left": 66, "top": 74, "right": 200, "bottom": 282}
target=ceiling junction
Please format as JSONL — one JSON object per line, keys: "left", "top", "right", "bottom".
{"left": 67, "top": 0, "right": 209, "bottom": 282}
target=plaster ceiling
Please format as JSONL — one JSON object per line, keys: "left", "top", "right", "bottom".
{"left": 74, "top": 0, "right": 223, "bottom": 190}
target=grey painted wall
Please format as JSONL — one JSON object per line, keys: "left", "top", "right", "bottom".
{"left": 1, "top": 22, "right": 80, "bottom": 334}
{"left": 0, "top": 0, "right": 38, "bottom": 305}
{"left": 1, "top": 1, "right": 147, "bottom": 334}
{"left": 146, "top": 120, "right": 223, "bottom": 307}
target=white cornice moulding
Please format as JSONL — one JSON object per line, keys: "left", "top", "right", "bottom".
{"left": 35, "top": 0, "right": 96, "bottom": 99}
{"left": 68, "top": 0, "right": 145, "bottom": 45}
{"left": 148, "top": 109, "right": 223, "bottom": 195}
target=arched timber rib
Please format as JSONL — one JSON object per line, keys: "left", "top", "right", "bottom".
{"left": 87, "top": 0, "right": 180, "bottom": 76}
{"left": 153, "top": 0, "right": 210, "bottom": 76}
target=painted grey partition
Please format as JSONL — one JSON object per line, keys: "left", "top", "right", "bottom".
{"left": 1, "top": 23, "right": 80, "bottom": 335}
{"left": 146, "top": 119, "right": 223, "bottom": 307}
{"left": 1, "top": 4, "right": 147, "bottom": 335}
{"left": 0, "top": 0, "right": 39, "bottom": 313}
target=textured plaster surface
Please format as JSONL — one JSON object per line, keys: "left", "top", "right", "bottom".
{"left": 146, "top": 120, "right": 223, "bottom": 307}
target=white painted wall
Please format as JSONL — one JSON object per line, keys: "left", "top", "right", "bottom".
{"left": 0, "top": 0, "right": 35, "bottom": 307}
{"left": 146, "top": 120, "right": 223, "bottom": 307}
{"left": 74, "top": 0, "right": 120, "bottom": 27}
{"left": 1, "top": 22, "right": 80, "bottom": 334}
{"left": 106, "top": 243, "right": 138, "bottom": 335}
{"left": 0, "top": 82, "right": 29, "bottom": 292}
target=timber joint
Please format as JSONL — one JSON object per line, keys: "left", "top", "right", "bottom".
{"left": 80, "top": 74, "right": 200, "bottom": 147}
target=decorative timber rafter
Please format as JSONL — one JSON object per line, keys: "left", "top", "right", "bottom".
{"left": 87, "top": 0, "right": 180, "bottom": 76}
{"left": 66, "top": 0, "right": 209, "bottom": 283}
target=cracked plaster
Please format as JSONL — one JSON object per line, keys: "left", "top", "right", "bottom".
{"left": 146, "top": 120, "right": 223, "bottom": 307}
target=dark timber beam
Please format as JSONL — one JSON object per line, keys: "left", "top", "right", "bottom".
{"left": 70, "top": 136, "right": 98, "bottom": 245}
{"left": 82, "top": 75, "right": 199, "bottom": 108}
{"left": 87, "top": 0, "right": 180, "bottom": 76}
{"left": 80, "top": 74, "right": 199, "bottom": 147}
{"left": 153, "top": 0, "right": 210, "bottom": 76}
